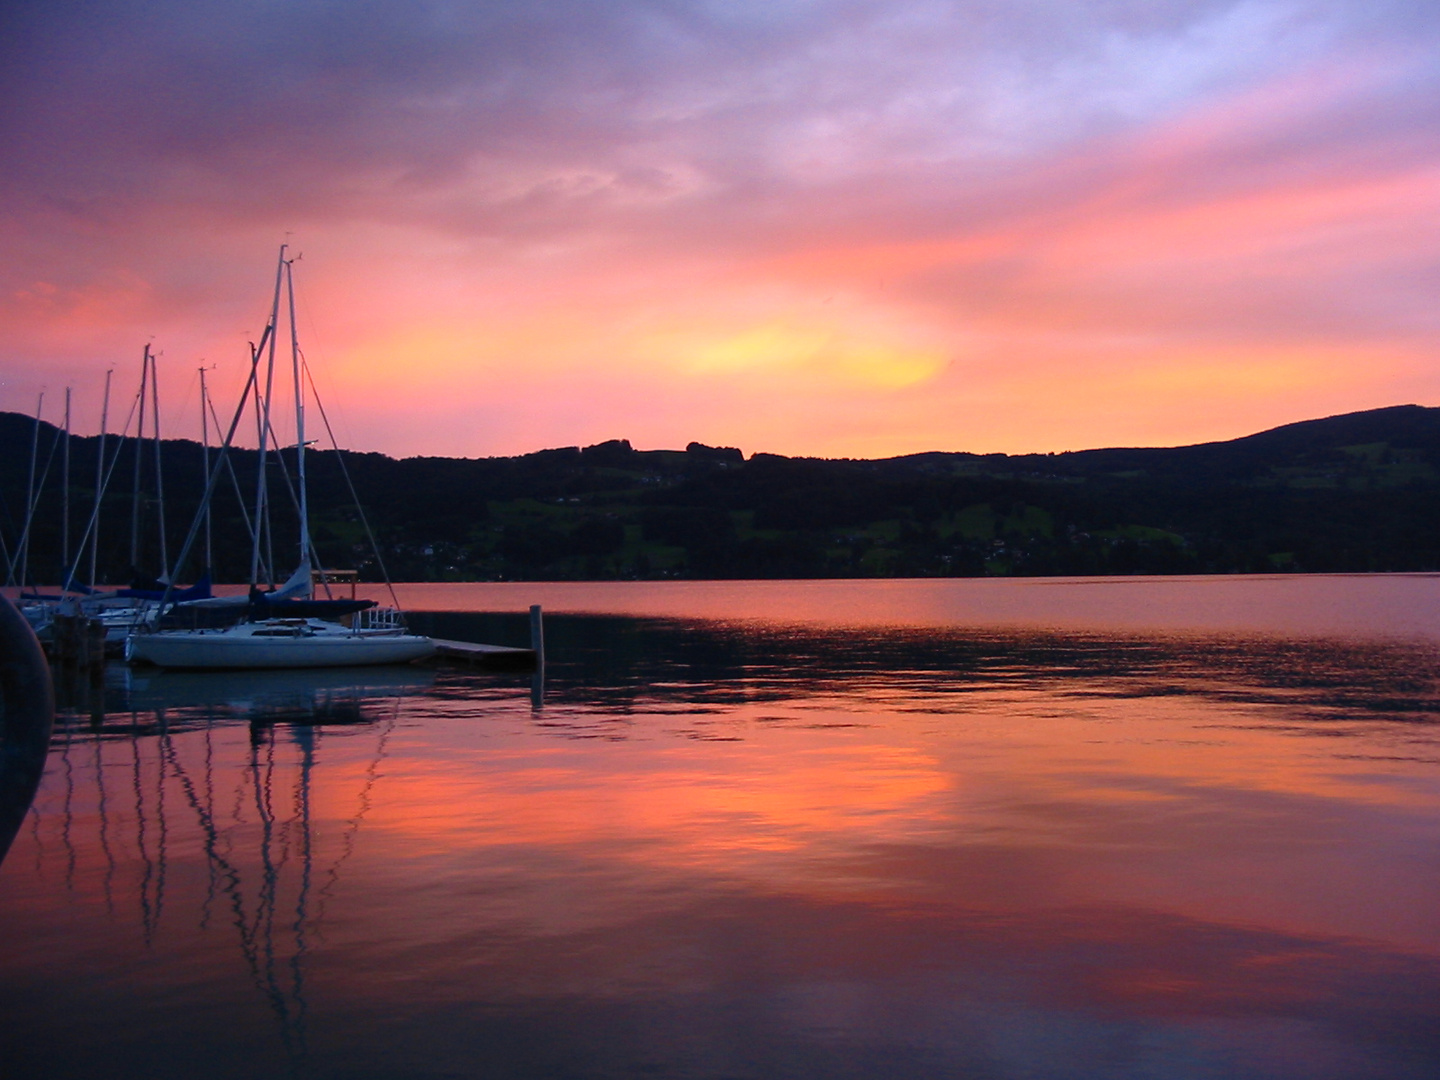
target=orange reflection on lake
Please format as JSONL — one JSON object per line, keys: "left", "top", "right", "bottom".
{"left": 3, "top": 580, "right": 1440, "bottom": 1079}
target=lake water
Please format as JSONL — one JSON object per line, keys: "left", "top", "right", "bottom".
{"left": 3, "top": 576, "right": 1440, "bottom": 1079}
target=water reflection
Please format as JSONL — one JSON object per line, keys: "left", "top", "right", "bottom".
{"left": 14, "top": 692, "right": 404, "bottom": 1077}
{"left": 105, "top": 664, "right": 435, "bottom": 731}
{"left": 3, "top": 609, "right": 1440, "bottom": 1079}
{"left": 389, "top": 574, "right": 1440, "bottom": 638}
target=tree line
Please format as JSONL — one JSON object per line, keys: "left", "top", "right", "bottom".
{"left": 4, "top": 404, "right": 1439, "bottom": 584}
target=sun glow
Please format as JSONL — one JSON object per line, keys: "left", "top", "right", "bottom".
{"left": 667, "top": 321, "right": 947, "bottom": 389}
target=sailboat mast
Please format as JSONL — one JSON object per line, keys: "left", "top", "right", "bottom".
{"left": 90, "top": 369, "right": 111, "bottom": 589}
{"left": 16, "top": 392, "right": 42, "bottom": 589}
{"left": 151, "top": 351, "right": 167, "bottom": 574}
{"left": 61, "top": 387, "right": 71, "bottom": 580}
{"left": 200, "top": 366, "right": 212, "bottom": 572}
{"left": 286, "top": 258, "right": 310, "bottom": 570}
{"left": 131, "top": 347, "right": 148, "bottom": 571}
{"left": 250, "top": 246, "right": 286, "bottom": 589}
{"left": 248, "top": 341, "right": 264, "bottom": 581}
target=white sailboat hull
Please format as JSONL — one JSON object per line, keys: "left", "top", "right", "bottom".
{"left": 127, "top": 620, "right": 435, "bottom": 669}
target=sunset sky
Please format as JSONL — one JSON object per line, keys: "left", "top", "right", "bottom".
{"left": 2, "top": 0, "right": 1438, "bottom": 459}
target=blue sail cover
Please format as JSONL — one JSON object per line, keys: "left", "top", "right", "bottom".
{"left": 249, "top": 597, "right": 377, "bottom": 619}
{"left": 118, "top": 572, "right": 213, "bottom": 602}
{"left": 244, "top": 560, "right": 373, "bottom": 619}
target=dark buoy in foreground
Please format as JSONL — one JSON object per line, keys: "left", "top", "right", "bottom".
{"left": 0, "top": 593, "right": 55, "bottom": 866}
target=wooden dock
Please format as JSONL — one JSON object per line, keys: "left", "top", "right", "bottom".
{"left": 431, "top": 638, "right": 537, "bottom": 668}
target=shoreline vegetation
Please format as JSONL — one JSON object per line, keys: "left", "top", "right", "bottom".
{"left": 4, "top": 404, "right": 1439, "bottom": 584}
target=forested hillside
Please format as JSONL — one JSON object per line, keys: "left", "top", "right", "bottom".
{"left": 4, "top": 405, "right": 1439, "bottom": 583}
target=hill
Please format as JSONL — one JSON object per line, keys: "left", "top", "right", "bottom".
{"left": 3, "top": 405, "right": 1439, "bottom": 583}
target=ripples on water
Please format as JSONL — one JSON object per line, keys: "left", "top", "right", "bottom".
{"left": 3, "top": 581, "right": 1440, "bottom": 1079}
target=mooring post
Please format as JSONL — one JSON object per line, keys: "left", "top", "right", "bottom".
{"left": 528, "top": 604, "right": 546, "bottom": 712}
{"left": 87, "top": 619, "right": 106, "bottom": 686}
{"left": 529, "top": 604, "right": 545, "bottom": 670}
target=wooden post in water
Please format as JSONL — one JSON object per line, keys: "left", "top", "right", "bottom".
{"left": 529, "top": 605, "right": 545, "bottom": 670}
{"left": 51, "top": 610, "right": 105, "bottom": 681}
{"left": 529, "top": 604, "right": 545, "bottom": 711}
{"left": 87, "top": 620, "right": 106, "bottom": 689}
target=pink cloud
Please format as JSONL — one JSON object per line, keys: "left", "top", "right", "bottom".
{"left": 2, "top": 3, "right": 1438, "bottom": 457}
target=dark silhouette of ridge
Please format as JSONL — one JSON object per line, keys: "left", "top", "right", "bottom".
{"left": 4, "top": 404, "right": 1438, "bottom": 581}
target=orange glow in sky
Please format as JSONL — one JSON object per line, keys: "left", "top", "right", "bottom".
{"left": 2, "top": 3, "right": 1438, "bottom": 458}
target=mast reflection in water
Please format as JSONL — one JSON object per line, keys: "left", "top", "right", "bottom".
{"left": 3, "top": 578, "right": 1440, "bottom": 1080}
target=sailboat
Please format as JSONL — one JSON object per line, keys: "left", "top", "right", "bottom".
{"left": 126, "top": 609, "right": 435, "bottom": 668}
{"left": 127, "top": 247, "right": 434, "bottom": 670}
{"left": 16, "top": 357, "right": 217, "bottom": 651}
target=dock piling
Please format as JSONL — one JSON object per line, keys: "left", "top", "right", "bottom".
{"left": 529, "top": 605, "right": 545, "bottom": 672}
